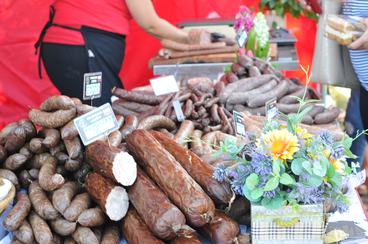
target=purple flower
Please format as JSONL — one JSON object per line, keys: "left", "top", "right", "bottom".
{"left": 231, "top": 180, "right": 244, "bottom": 196}
{"left": 331, "top": 145, "right": 345, "bottom": 160}
{"left": 250, "top": 152, "right": 272, "bottom": 176}
{"left": 335, "top": 200, "right": 349, "bottom": 213}
{"left": 320, "top": 132, "right": 334, "bottom": 147}
{"left": 213, "top": 164, "right": 226, "bottom": 183}
{"left": 292, "top": 183, "right": 324, "bottom": 204}
{"left": 263, "top": 188, "right": 279, "bottom": 199}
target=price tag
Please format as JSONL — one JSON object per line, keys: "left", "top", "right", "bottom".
{"left": 172, "top": 100, "right": 185, "bottom": 122}
{"left": 233, "top": 111, "right": 246, "bottom": 137}
{"left": 83, "top": 72, "right": 102, "bottom": 100}
{"left": 73, "top": 103, "right": 119, "bottom": 146}
{"left": 266, "top": 99, "right": 278, "bottom": 121}
{"left": 236, "top": 30, "right": 248, "bottom": 48}
{"left": 150, "top": 75, "right": 179, "bottom": 96}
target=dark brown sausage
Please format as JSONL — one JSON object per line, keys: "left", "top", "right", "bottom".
{"left": 3, "top": 192, "right": 32, "bottom": 231}
{"left": 202, "top": 210, "right": 240, "bottom": 244}
{"left": 122, "top": 208, "right": 165, "bottom": 244}
{"left": 13, "top": 220, "right": 34, "bottom": 244}
{"left": 101, "top": 225, "right": 120, "bottom": 244}
{"left": 52, "top": 181, "right": 78, "bottom": 213}
{"left": 170, "top": 234, "right": 201, "bottom": 244}
{"left": 29, "top": 181, "right": 59, "bottom": 220}
{"left": 128, "top": 168, "right": 187, "bottom": 240}
{"left": 126, "top": 130, "right": 215, "bottom": 227}
{"left": 314, "top": 107, "right": 340, "bottom": 124}
{"left": 39, "top": 128, "right": 61, "bottom": 148}
{"left": 50, "top": 217, "right": 77, "bottom": 236}
{"left": 112, "top": 87, "right": 163, "bottom": 105}
{"left": 120, "top": 115, "right": 139, "bottom": 139}
{"left": 151, "top": 131, "right": 233, "bottom": 205}
{"left": 29, "top": 211, "right": 53, "bottom": 244}
{"left": 4, "top": 126, "right": 26, "bottom": 154}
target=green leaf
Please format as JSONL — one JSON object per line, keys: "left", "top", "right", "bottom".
{"left": 306, "top": 175, "right": 323, "bottom": 187}
{"left": 291, "top": 158, "right": 304, "bottom": 175}
{"left": 344, "top": 148, "right": 357, "bottom": 159}
{"left": 312, "top": 161, "right": 327, "bottom": 177}
{"left": 280, "top": 173, "right": 294, "bottom": 185}
{"left": 246, "top": 29, "right": 256, "bottom": 51}
{"left": 246, "top": 173, "right": 259, "bottom": 191}
{"left": 273, "top": 160, "right": 281, "bottom": 176}
{"left": 326, "top": 164, "right": 335, "bottom": 178}
{"left": 251, "top": 188, "right": 264, "bottom": 200}
{"left": 302, "top": 161, "right": 313, "bottom": 175}
{"left": 243, "top": 183, "right": 261, "bottom": 203}
{"left": 329, "top": 172, "right": 342, "bottom": 188}
{"left": 264, "top": 177, "right": 279, "bottom": 191}
{"left": 261, "top": 193, "right": 284, "bottom": 210}
{"left": 342, "top": 137, "right": 353, "bottom": 150}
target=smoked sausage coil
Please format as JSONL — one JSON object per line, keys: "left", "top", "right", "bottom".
{"left": 3, "top": 192, "right": 31, "bottom": 231}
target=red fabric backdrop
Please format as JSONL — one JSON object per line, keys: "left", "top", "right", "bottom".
{"left": 0, "top": 0, "right": 315, "bottom": 128}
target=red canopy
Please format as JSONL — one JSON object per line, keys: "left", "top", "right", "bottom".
{"left": 0, "top": 0, "right": 316, "bottom": 128}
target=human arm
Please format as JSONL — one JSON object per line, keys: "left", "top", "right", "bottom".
{"left": 349, "top": 19, "right": 368, "bottom": 50}
{"left": 125, "top": 0, "right": 189, "bottom": 43}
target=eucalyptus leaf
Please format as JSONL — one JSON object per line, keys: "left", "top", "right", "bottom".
{"left": 251, "top": 188, "right": 264, "bottom": 200}
{"left": 246, "top": 173, "right": 259, "bottom": 191}
{"left": 280, "top": 173, "right": 294, "bottom": 185}
{"left": 264, "top": 177, "right": 279, "bottom": 191}
{"left": 306, "top": 175, "right": 323, "bottom": 187}
{"left": 273, "top": 160, "right": 281, "bottom": 176}
{"left": 243, "top": 183, "right": 261, "bottom": 203}
{"left": 302, "top": 161, "right": 313, "bottom": 175}
{"left": 291, "top": 158, "right": 304, "bottom": 175}
{"left": 342, "top": 137, "right": 353, "bottom": 149}
{"left": 261, "top": 193, "right": 284, "bottom": 210}
{"left": 312, "top": 161, "right": 327, "bottom": 177}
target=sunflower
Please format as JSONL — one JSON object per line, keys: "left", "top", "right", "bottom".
{"left": 329, "top": 159, "right": 345, "bottom": 174}
{"left": 263, "top": 129, "right": 299, "bottom": 161}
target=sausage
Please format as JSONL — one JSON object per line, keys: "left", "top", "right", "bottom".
{"left": 101, "top": 225, "right": 120, "bottom": 244}
{"left": 122, "top": 208, "right": 165, "bottom": 244}
{"left": 63, "top": 137, "right": 82, "bottom": 159}
{"left": 28, "top": 169, "right": 39, "bottom": 180}
{"left": 314, "top": 107, "right": 340, "bottom": 124}
{"left": 138, "top": 115, "right": 176, "bottom": 131}
{"left": 85, "top": 172, "right": 129, "bottom": 221}
{"left": 61, "top": 120, "right": 79, "bottom": 140}
{"left": 18, "top": 170, "right": 33, "bottom": 188}
{"left": 226, "top": 198, "right": 251, "bottom": 224}
{"left": 4, "top": 126, "right": 26, "bottom": 153}
{"left": 107, "top": 130, "right": 123, "bottom": 147}
{"left": 247, "top": 79, "right": 289, "bottom": 108}
{"left": 248, "top": 65, "right": 261, "bottom": 77}
{"left": 29, "top": 211, "right": 53, "bottom": 244}
{"left": 92, "top": 227, "right": 103, "bottom": 243}
{"left": 18, "top": 119, "right": 37, "bottom": 141}
{"left": 29, "top": 181, "right": 58, "bottom": 220}
{"left": 0, "top": 122, "right": 18, "bottom": 145}
{"left": 279, "top": 87, "right": 306, "bottom": 104}
{"left": 39, "top": 128, "right": 61, "bottom": 148}
{"left": 227, "top": 79, "right": 278, "bottom": 105}
{"left": 3, "top": 192, "right": 32, "bottom": 231}
{"left": 86, "top": 140, "right": 137, "bottom": 186}
{"left": 63, "top": 193, "right": 91, "bottom": 222}
{"left": 64, "top": 155, "right": 83, "bottom": 172}
{"left": 77, "top": 207, "right": 105, "bottom": 227}
{"left": 128, "top": 168, "right": 187, "bottom": 240}
{"left": 29, "top": 138, "right": 46, "bottom": 154}
{"left": 54, "top": 151, "right": 69, "bottom": 165}
{"left": 218, "top": 107, "right": 233, "bottom": 135}
{"left": 158, "top": 128, "right": 174, "bottom": 139}
{"left": 52, "top": 234, "right": 63, "bottom": 244}
{"left": 76, "top": 104, "right": 95, "bottom": 115}
{"left": 19, "top": 143, "right": 33, "bottom": 160}
{"left": 151, "top": 131, "right": 233, "bottom": 205}
{"left": 73, "top": 164, "right": 92, "bottom": 185}
{"left": 50, "top": 217, "right": 77, "bottom": 236}
{"left": 194, "top": 93, "right": 212, "bottom": 107}
{"left": 308, "top": 105, "right": 325, "bottom": 118}
{"left": 64, "top": 237, "right": 77, "bottom": 244}
{"left": 4, "top": 153, "right": 27, "bottom": 170}
{"left": 112, "top": 87, "right": 163, "bottom": 105}
{"left": 174, "top": 120, "right": 195, "bottom": 146}
{"left": 116, "top": 100, "right": 154, "bottom": 113}
{"left": 112, "top": 102, "right": 139, "bottom": 117}
{"left": 0, "top": 145, "right": 7, "bottom": 163}
{"left": 52, "top": 181, "right": 78, "bottom": 213}
{"left": 178, "top": 91, "right": 192, "bottom": 102}
{"left": 161, "top": 39, "right": 226, "bottom": 51}
{"left": 13, "top": 220, "right": 34, "bottom": 244}
{"left": 170, "top": 234, "right": 201, "bottom": 244}
{"left": 202, "top": 210, "right": 240, "bottom": 244}
{"left": 72, "top": 226, "right": 99, "bottom": 244}
{"left": 191, "top": 130, "right": 205, "bottom": 156}
{"left": 38, "top": 159, "right": 65, "bottom": 191}
{"left": 120, "top": 115, "right": 139, "bottom": 139}
{"left": 0, "top": 169, "right": 19, "bottom": 188}
{"left": 126, "top": 130, "right": 215, "bottom": 227}
{"left": 183, "top": 99, "right": 194, "bottom": 118}
{"left": 204, "top": 97, "right": 220, "bottom": 108}
{"left": 219, "top": 74, "right": 275, "bottom": 103}
{"left": 40, "top": 95, "right": 75, "bottom": 111}
{"left": 29, "top": 108, "right": 76, "bottom": 128}
{"left": 30, "top": 153, "right": 57, "bottom": 169}
{"left": 49, "top": 143, "right": 66, "bottom": 156}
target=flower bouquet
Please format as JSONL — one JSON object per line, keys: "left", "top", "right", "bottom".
{"left": 234, "top": 6, "right": 270, "bottom": 59}
{"left": 213, "top": 68, "right": 362, "bottom": 242}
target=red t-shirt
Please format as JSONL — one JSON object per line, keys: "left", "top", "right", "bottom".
{"left": 43, "top": 0, "right": 132, "bottom": 45}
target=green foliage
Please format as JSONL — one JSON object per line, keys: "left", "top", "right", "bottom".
{"left": 259, "top": 0, "right": 317, "bottom": 19}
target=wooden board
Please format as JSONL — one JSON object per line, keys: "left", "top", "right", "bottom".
{"left": 149, "top": 53, "right": 237, "bottom": 68}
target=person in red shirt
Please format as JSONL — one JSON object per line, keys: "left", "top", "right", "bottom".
{"left": 36, "top": 0, "right": 190, "bottom": 106}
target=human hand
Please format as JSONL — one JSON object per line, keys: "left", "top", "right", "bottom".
{"left": 348, "top": 19, "right": 368, "bottom": 50}
{"left": 188, "top": 29, "right": 211, "bottom": 45}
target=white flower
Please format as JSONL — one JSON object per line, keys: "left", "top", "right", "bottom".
{"left": 253, "top": 13, "right": 270, "bottom": 48}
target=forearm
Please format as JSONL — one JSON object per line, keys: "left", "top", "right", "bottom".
{"left": 146, "top": 18, "right": 188, "bottom": 43}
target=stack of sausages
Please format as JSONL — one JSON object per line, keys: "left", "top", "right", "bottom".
{"left": 218, "top": 54, "right": 341, "bottom": 125}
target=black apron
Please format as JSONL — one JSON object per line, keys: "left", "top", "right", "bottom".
{"left": 35, "top": 6, "right": 125, "bottom": 106}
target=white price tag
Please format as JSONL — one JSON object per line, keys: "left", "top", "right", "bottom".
{"left": 266, "top": 99, "right": 278, "bottom": 121}
{"left": 73, "top": 103, "right": 119, "bottom": 146}
{"left": 233, "top": 111, "right": 246, "bottom": 137}
{"left": 236, "top": 30, "right": 248, "bottom": 48}
{"left": 172, "top": 100, "right": 185, "bottom": 122}
{"left": 83, "top": 72, "right": 102, "bottom": 100}
{"left": 150, "top": 75, "right": 179, "bottom": 96}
